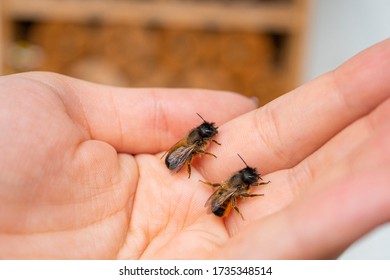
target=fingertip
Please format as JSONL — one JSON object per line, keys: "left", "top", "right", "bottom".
{"left": 249, "top": 96, "right": 259, "bottom": 107}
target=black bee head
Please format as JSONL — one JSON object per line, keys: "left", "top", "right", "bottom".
{"left": 240, "top": 166, "right": 260, "bottom": 185}
{"left": 198, "top": 121, "right": 218, "bottom": 139}
{"left": 196, "top": 112, "right": 218, "bottom": 139}
{"left": 236, "top": 153, "right": 262, "bottom": 185}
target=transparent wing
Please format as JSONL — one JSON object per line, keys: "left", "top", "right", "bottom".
{"left": 165, "top": 145, "right": 195, "bottom": 172}
{"left": 205, "top": 184, "right": 237, "bottom": 213}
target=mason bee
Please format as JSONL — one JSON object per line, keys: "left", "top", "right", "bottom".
{"left": 162, "top": 113, "right": 221, "bottom": 178}
{"left": 201, "top": 154, "right": 270, "bottom": 220}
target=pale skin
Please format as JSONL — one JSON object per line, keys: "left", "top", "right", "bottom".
{"left": 0, "top": 39, "right": 389, "bottom": 259}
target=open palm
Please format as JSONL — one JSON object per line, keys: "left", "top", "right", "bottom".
{"left": 1, "top": 39, "right": 389, "bottom": 259}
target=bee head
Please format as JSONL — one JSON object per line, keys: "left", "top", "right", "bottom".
{"left": 240, "top": 166, "right": 260, "bottom": 185}
{"left": 196, "top": 113, "right": 218, "bottom": 139}
{"left": 198, "top": 121, "right": 218, "bottom": 138}
{"left": 237, "top": 153, "right": 261, "bottom": 185}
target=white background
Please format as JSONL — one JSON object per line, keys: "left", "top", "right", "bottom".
{"left": 1, "top": 260, "right": 389, "bottom": 280}
{"left": 303, "top": 0, "right": 390, "bottom": 259}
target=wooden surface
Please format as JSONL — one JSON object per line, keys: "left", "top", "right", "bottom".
{"left": 4, "top": 0, "right": 301, "bottom": 32}
{"left": 0, "top": 0, "right": 309, "bottom": 105}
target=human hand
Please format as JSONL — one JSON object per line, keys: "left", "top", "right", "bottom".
{"left": 205, "top": 38, "right": 390, "bottom": 259}
{"left": 0, "top": 71, "right": 256, "bottom": 259}
{"left": 1, "top": 38, "right": 389, "bottom": 259}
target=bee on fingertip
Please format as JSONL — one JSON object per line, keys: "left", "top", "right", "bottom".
{"left": 200, "top": 154, "right": 270, "bottom": 220}
{"left": 161, "top": 113, "right": 221, "bottom": 178}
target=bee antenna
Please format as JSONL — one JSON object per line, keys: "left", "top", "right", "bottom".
{"left": 237, "top": 153, "right": 249, "bottom": 167}
{"left": 196, "top": 112, "right": 206, "bottom": 122}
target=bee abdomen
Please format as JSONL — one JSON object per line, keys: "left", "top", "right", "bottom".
{"left": 165, "top": 155, "right": 175, "bottom": 170}
{"left": 213, "top": 207, "right": 226, "bottom": 217}
{"left": 212, "top": 199, "right": 230, "bottom": 217}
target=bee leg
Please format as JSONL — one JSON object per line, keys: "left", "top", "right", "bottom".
{"left": 186, "top": 160, "right": 192, "bottom": 179}
{"left": 240, "top": 193, "right": 264, "bottom": 198}
{"left": 252, "top": 181, "right": 270, "bottom": 186}
{"left": 199, "top": 180, "right": 222, "bottom": 188}
{"left": 199, "top": 151, "right": 217, "bottom": 158}
{"left": 212, "top": 139, "right": 221, "bottom": 145}
{"left": 231, "top": 196, "right": 245, "bottom": 220}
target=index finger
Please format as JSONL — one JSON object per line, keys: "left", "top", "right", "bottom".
{"left": 19, "top": 72, "right": 257, "bottom": 154}
{"left": 199, "top": 38, "right": 390, "bottom": 181}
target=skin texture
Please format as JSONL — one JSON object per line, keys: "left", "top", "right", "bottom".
{"left": 0, "top": 38, "right": 389, "bottom": 259}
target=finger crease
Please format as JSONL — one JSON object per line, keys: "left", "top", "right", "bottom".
{"left": 110, "top": 92, "right": 125, "bottom": 149}
{"left": 255, "top": 106, "right": 289, "bottom": 167}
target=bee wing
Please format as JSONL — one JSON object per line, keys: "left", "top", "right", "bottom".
{"left": 161, "top": 138, "right": 182, "bottom": 160}
{"left": 165, "top": 144, "right": 196, "bottom": 172}
{"left": 205, "top": 185, "right": 237, "bottom": 213}
{"left": 204, "top": 188, "right": 220, "bottom": 208}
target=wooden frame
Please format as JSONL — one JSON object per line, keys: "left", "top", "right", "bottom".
{"left": 0, "top": 0, "right": 309, "bottom": 103}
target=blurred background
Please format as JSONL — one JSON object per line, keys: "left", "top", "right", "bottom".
{"left": 0, "top": 0, "right": 307, "bottom": 105}
{"left": 0, "top": 0, "right": 389, "bottom": 258}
